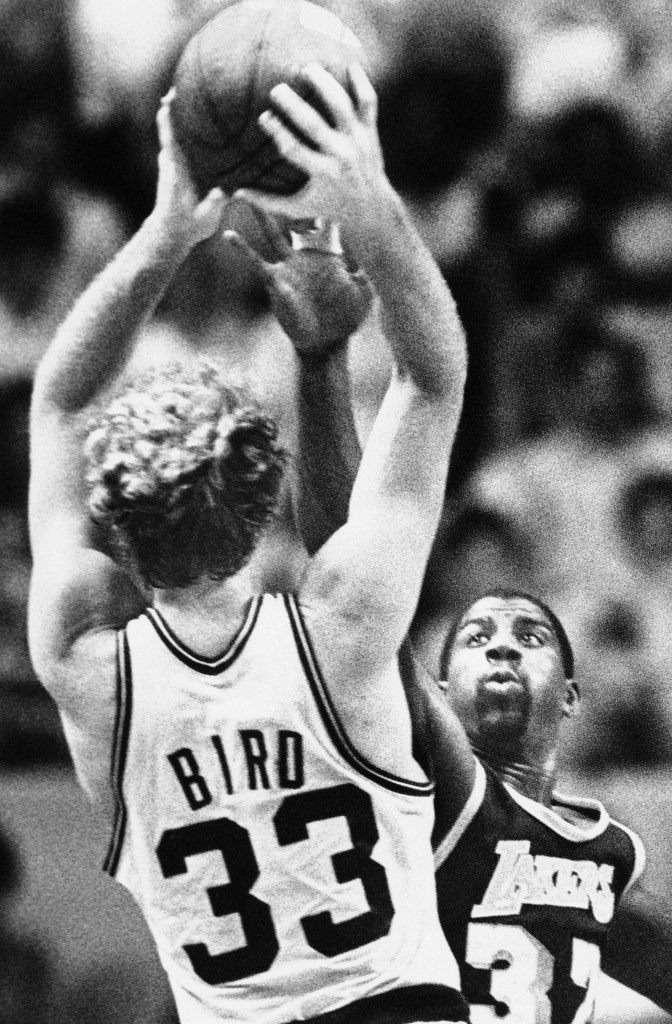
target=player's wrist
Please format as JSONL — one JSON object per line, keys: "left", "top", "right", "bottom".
{"left": 143, "top": 206, "right": 201, "bottom": 263}
{"left": 293, "top": 336, "right": 350, "bottom": 365}
{"left": 342, "top": 180, "right": 406, "bottom": 271}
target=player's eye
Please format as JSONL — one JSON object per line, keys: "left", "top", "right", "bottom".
{"left": 520, "top": 631, "right": 544, "bottom": 647}
{"left": 465, "top": 630, "right": 488, "bottom": 646}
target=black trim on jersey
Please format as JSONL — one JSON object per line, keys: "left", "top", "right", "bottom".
{"left": 143, "top": 597, "right": 262, "bottom": 675}
{"left": 103, "top": 631, "right": 133, "bottom": 877}
{"left": 283, "top": 593, "right": 434, "bottom": 797}
{"left": 286, "top": 983, "right": 469, "bottom": 1024}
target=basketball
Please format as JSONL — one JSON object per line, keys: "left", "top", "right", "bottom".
{"left": 171, "top": 0, "right": 366, "bottom": 196}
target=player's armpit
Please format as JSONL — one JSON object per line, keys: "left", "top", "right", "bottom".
{"left": 602, "top": 883, "right": 672, "bottom": 1013}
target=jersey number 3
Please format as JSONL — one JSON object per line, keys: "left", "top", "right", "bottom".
{"left": 466, "top": 923, "right": 600, "bottom": 1024}
{"left": 156, "top": 783, "right": 395, "bottom": 984}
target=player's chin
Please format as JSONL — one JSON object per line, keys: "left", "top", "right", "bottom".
{"left": 476, "top": 680, "right": 530, "bottom": 713}
{"left": 476, "top": 705, "right": 529, "bottom": 749}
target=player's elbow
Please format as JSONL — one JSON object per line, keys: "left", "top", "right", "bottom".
{"left": 397, "top": 336, "right": 467, "bottom": 405}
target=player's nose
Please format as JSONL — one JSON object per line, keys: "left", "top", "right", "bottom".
{"left": 485, "top": 640, "right": 522, "bottom": 663}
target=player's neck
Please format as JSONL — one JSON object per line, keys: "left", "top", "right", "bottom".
{"left": 473, "top": 745, "right": 556, "bottom": 806}
{"left": 153, "top": 567, "right": 256, "bottom": 656}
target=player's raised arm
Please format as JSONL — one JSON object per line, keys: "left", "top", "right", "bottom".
{"left": 222, "top": 207, "right": 368, "bottom": 555}
{"left": 28, "top": 95, "right": 224, "bottom": 741}
{"left": 236, "top": 63, "right": 467, "bottom": 775}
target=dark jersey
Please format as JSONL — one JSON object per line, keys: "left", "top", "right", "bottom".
{"left": 433, "top": 760, "right": 644, "bottom": 1024}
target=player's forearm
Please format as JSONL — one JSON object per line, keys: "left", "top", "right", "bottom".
{"left": 294, "top": 342, "right": 361, "bottom": 554}
{"left": 33, "top": 213, "right": 189, "bottom": 416}
{"left": 343, "top": 186, "right": 467, "bottom": 404}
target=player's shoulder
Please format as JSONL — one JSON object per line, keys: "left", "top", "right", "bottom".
{"left": 501, "top": 779, "right": 636, "bottom": 843}
{"left": 552, "top": 788, "right": 644, "bottom": 849}
{"left": 509, "top": 782, "right": 646, "bottom": 884}
{"left": 437, "top": 764, "right": 641, "bottom": 850}
{"left": 30, "top": 544, "right": 146, "bottom": 714}
{"left": 31, "top": 544, "right": 146, "bottom": 658}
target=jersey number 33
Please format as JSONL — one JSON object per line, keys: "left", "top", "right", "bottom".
{"left": 156, "top": 783, "right": 395, "bottom": 984}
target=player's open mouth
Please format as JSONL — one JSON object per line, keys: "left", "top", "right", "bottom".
{"left": 483, "top": 671, "right": 520, "bottom": 684}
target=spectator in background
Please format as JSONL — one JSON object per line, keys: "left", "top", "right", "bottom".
{"left": 545, "top": 317, "right": 657, "bottom": 442}
{"left": 0, "top": 823, "right": 54, "bottom": 1024}
{"left": 0, "top": 165, "right": 128, "bottom": 381}
{"left": 420, "top": 317, "right": 672, "bottom": 768}
{"left": 0, "top": 0, "right": 131, "bottom": 381}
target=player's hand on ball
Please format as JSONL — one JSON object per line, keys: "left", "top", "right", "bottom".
{"left": 234, "top": 63, "right": 388, "bottom": 239}
{"left": 224, "top": 205, "right": 374, "bottom": 354}
{"left": 153, "top": 90, "right": 226, "bottom": 251}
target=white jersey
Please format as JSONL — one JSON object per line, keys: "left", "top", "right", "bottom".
{"left": 105, "top": 593, "right": 462, "bottom": 1024}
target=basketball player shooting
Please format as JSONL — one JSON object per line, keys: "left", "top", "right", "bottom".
{"left": 27, "top": 65, "right": 470, "bottom": 1024}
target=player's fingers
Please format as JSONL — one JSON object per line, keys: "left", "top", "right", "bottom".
{"left": 246, "top": 201, "right": 292, "bottom": 256}
{"left": 292, "top": 63, "right": 355, "bottom": 131}
{"left": 199, "top": 187, "right": 226, "bottom": 219}
{"left": 233, "top": 189, "right": 309, "bottom": 223}
{"left": 267, "top": 83, "right": 334, "bottom": 153}
{"left": 223, "top": 229, "right": 271, "bottom": 277}
{"left": 156, "top": 101, "right": 171, "bottom": 148}
{"left": 258, "top": 108, "right": 322, "bottom": 174}
{"left": 352, "top": 267, "right": 375, "bottom": 299}
{"left": 224, "top": 196, "right": 292, "bottom": 262}
{"left": 347, "top": 63, "right": 378, "bottom": 127}
{"left": 290, "top": 218, "right": 343, "bottom": 254}
{"left": 269, "top": 276, "right": 298, "bottom": 306}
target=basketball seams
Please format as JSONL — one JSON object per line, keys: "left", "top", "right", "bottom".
{"left": 196, "top": 17, "right": 246, "bottom": 145}
{"left": 171, "top": 0, "right": 362, "bottom": 193}
{"left": 190, "top": 1, "right": 299, "bottom": 191}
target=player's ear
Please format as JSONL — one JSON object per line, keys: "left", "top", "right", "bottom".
{"left": 563, "top": 679, "right": 580, "bottom": 718}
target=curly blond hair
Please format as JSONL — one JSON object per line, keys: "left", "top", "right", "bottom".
{"left": 85, "top": 360, "right": 287, "bottom": 589}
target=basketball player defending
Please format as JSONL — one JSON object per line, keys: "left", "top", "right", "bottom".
{"left": 27, "top": 67, "right": 469, "bottom": 1024}
{"left": 279, "top": 323, "right": 672, "bottom": 1023}
{"left": 263, "top": 118, "right": 672, "bottom": 1023}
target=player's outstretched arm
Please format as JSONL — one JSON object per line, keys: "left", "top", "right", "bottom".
{"left": 292, "top": 339, "right": 361, "bottom": 556}
{"left": 237, "top": 63, "right": 467, "bottom": 775}
{"left": 602, "top": 883, "right": 672, "bottom": 1012}
{"left": 222, "top": 207, "right": 369, "bottom": 555}
{"left": 28, "top": 94, "right": 225, "bottom": 722}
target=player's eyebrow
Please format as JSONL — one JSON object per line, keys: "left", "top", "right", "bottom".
{"left": 515, "top": 614, "right": 554, "bottom": 635}
{"left": 456, "top": 615, "right": 493, "bottom": 634}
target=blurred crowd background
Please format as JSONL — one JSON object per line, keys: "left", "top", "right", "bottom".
{"left": 2, "top": 0, "right": 672, "bottom": 1020}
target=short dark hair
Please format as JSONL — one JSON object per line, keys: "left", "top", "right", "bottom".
{"left": 440, "top": 587, "right": 575, "bottom": 681}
